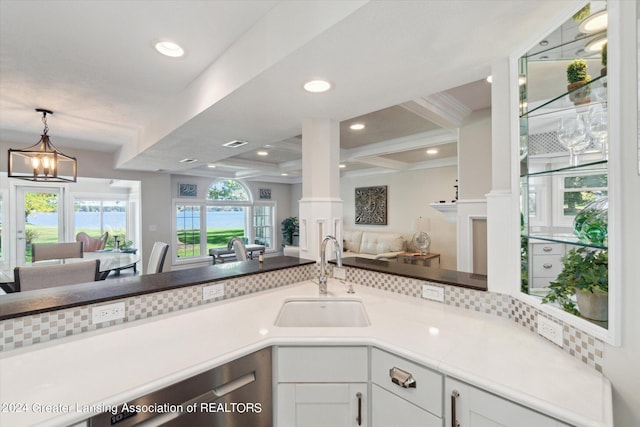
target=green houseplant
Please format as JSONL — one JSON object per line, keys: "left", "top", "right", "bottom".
{"left": 542, "top": 247, "right": 608, "bottom": 321}
{"left": 566, "top": 59, "right": 591, "bottom": 105}
{"left": 281, "top": 216, "right": 299, "bottom": 246}
{"left": 601, "top": 42, "right": 607, "bottom": 76}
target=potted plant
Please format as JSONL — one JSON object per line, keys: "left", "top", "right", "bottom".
{"left": 566, "top": 59, "right": 591, "bottom": 105}
{"left": 600, "top": 42, "right": 607, "bottom": 77}
{"left": 281, "top": 216, "right": 299, "bottom": 247}
{"left": 572, "top": 4, "right": 590, "bottom": 23}
{"left": 542, "top": 247, "right": 608, "bottom": 321}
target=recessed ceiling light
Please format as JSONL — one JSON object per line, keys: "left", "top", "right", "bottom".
{"left": 585, "top": 36, "right": 607, "bottom": 54}
{"left": 579, "top": 10, "right": 608, "bottom": 34}
{"left": 339, "top": 164, "right": 346, "bottom": 168}
{"left": 350, "top": 123, "right": 365, "bottom": 130}
{"left": 486, "top": 75, "right": 492, "bottom": 83}
{"left": 207, "top": 164, "right": 216, "bottom": 168}
{"left": 303, "top": 80, "right": 332, "bottom": 93}
{"left": 154, "top": 40, "right": 185, "bottom": 58}
{"left": 179, "top": 158, "right": 197, "bottom": 163}
{"left": 257, "top": 150, "right": 268, "bottom": 156}
{"left": 426, "top": 149, "right": 438, "bottom": 155}
{"left": 281, "top": 173, "right": 288, "bottom": 176}
{"left": 539, "top": 40, "right": 549, "bottom": 46}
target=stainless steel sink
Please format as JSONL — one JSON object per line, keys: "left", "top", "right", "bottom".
{"left": 275, "top": 298, "right": 370, "bottom": 327}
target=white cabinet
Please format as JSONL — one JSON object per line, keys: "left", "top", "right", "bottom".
{"left": 529, "top": 241, "right": 566, "bottom": 290}
{"left": 276, "top": 346, "right": 368, "bottom": 427}
{"left": 372, "top": 384, "right": 441, "bottom": 427}
{"left": 370, "top": 348, "right": 443, "bottom": 427}
{"left": 279, "top": 383, "right": 366, "bottom": 427}
{"left": 445, "top": 378, "right": 571, "bottom": 427}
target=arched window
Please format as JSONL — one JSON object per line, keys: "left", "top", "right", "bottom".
{"left": 207, "top": 179, "right": 251, "bottom": 201}
{"left": 175, "top": 179, "right": 274, "bottom": 261}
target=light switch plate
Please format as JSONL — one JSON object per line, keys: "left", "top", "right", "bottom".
{"left": 333, "top": 267, "right": 346, "bottom": 280}
{"left": 91, "top": 302, "right": 126, "bottom": 324}
{"left": 422, "top": 284, "right": 444, "bottom": 302}
{"left": 203, "top": 283, "right": 225, "bottom": 301}
{"left": 537, "top": 316, "right": 563, "bottom": 347}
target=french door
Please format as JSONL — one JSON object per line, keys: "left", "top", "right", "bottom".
{"left": 16, "top": 186, "right": 65, "bottom": 265}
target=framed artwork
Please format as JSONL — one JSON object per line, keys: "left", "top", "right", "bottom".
{"left": 178, "top": 183, "right": 198, "bottom": 197}
{"left": 355, "top": 186, "right": 387, "bottom": 225}
{"left": 259, "top": 188, "right": 272, "bottom": 199}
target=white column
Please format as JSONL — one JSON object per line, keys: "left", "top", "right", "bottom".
{"left": 486, "top": 57, "right": 521, "bottom": 294}
{"left": 298, "top": 118, "right": 343, "bottom": 262}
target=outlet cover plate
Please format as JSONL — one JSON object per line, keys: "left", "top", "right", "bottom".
{"left": 422, "top": 284, "right": 444, "bottom": 302}
{"left": 92, "top": 302, "right": 126, "bottom": 324}
{"left": 203, "top": 283, "right": 225, "bottom": 301}
{"left": 333, "top": 267, "right": 346, "bottom": 280}
{"left": 537, "top": 316, "right": 563, "bottom": 347}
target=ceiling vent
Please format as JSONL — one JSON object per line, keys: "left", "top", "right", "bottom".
{"left": 223, "top": 140, "right": 249, "bottom": 148}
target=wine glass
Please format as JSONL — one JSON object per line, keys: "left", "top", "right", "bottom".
{"left": 557, "top": 115, "right": 589, "bottom": 166}
{"left": 588, "top": 107, "right": 608, "bottom": 160}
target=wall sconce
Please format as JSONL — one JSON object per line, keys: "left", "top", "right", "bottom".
{"left": 8, "top": 109, "right": 77, "bottom": 182}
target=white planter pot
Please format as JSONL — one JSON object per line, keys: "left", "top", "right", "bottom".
{"left": 575, "top": 290, "right": 608, "bottom": 322}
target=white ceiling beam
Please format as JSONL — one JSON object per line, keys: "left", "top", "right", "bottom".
{"left": 352, "top": 156, "right": 410, "bottom": 170}
{"left": 401, "top": 92, "right": 472, "bottom": 129}
{"left": 342, "top": 128, "right": 457, "bottom": 162}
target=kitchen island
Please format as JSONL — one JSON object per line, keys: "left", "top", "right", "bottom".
{"left": 0, "top": 279, "right": 611, "bottom": 427}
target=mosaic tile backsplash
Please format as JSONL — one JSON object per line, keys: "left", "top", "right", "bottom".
{"left": 0, "top": 263, "right": 603, "bottom": 371}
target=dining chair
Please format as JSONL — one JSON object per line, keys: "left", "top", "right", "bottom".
{"left": 229, "top": 237, "right": 248, "bottom": 262}
{"left": 75, "top": 232, "right": 109, "bottom": 252}
{"left": 147, "top": 241, "right": 169, "bottom": 274}
{"left": 13, "top": 259, "right": 100, "bottom": 292}
{"left": 31, "top": 242, "right": 84, "bottom": 262}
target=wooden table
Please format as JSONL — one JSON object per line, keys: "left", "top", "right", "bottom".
{"left": 209, "top": 244, "right": 265, "bottom": 264}
{"left": 396, "top": 252, "right": 441, "bottom": 267}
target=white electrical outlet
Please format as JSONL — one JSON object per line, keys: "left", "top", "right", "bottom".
{"left": 421, "top": 284, "right": 444, "bottom": 302}
{"left": 333, "top": 267, "right": 346, "bottom": 280}
{"left": 537, "top": 316, "right": 563, "bottom": 347}
{"left": 202, "top": 283, "right": 225, "bottom": 301}
{"left": 91, "top": 302, "right": 126, "bottom": 324}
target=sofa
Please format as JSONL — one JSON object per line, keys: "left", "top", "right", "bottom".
{"left": 342, "top": 230, "right": 407, "bottom": 260}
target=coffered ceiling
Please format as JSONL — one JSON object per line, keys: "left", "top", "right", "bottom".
{"left": 0, "top": 0, "right": 578, "bottom": 183}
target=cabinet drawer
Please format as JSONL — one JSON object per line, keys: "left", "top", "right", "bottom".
{"left": 531, "top": 243, "right": 564, "bottom": 256}
{"left": 372, "top": 384, "right": 441, "bottom": 427}
{"left": 532, "top": 255, "right": 563, "bottom": 278}
{"left": 277, "top": 346, "right": 367, "bottom": 383}
{"left": 371, "top": 348, "right": 442, "bottom": 417}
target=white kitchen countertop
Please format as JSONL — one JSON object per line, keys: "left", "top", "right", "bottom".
{"left": 0, "top": 280, "right": 612, "bottom": 427}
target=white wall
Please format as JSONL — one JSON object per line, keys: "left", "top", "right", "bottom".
{"left": 340, "top": 166, "right": 458, "bottom": 270}
{"left": 458, "top": 108, "right": 492, "bottom": 200}
{"left": 602, "top": 2, "right": 640, "bottom": 425}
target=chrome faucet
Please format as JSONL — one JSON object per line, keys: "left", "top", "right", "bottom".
{"left": 319, "top": 235, "right": 342, "bottom": 294}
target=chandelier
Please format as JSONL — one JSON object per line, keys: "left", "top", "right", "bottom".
{"left": 8, "top": 109, "right": 77, "bottom": 182}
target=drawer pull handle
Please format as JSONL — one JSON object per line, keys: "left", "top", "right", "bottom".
{"left": 543, "top": 263, "right": 553, "bottom": 269}
{"left": 389, "top": 367, "right": 416, "bottom": 388}
{"left": 543, "top": 246, "right": 553, "bottom": 252}
{"left": 356, "top": 392, "right": 362, "bottom": 425}
{"left": 451, "top": 390, "right": 460, "bottom": 427}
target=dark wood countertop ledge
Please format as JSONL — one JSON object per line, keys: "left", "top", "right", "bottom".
{"left": 0, "top": 257, "right": 314, "bottom": 321}
{"left": 336, "top": 257, "right": 488, "bottom": 291}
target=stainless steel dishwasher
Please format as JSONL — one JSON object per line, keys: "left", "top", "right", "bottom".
{"left": 89, "top": 347, "right": 272, "bottom": 427}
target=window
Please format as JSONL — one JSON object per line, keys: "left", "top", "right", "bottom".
{"left": 0, "top": 193, "right": 4, "bottom": 261}
{"left": 74, "top": 199, "right": 128, "bottom": 249}
{"left": 562, "top": 173, "right": 608, "bottom": 216}
{"left": 174, "top": 180, "right": 275, "bottom": 260}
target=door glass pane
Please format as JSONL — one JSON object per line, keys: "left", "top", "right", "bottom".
{"left": 24, "top": 191, "right": 60, "bottom": 262}
{"left": 176, "top": 205, "right": 201, "bottom": 258}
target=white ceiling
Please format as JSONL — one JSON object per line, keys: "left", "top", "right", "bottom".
{"left": 0, "top": 0, "right": 577, "bottom": 183}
